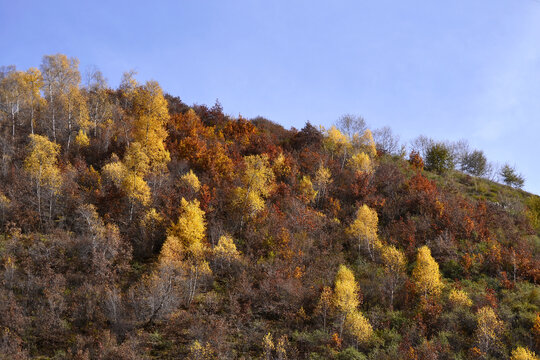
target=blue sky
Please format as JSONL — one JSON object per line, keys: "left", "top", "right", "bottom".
{"left": 2, "top": 0, "right": 540, "bottom": 194}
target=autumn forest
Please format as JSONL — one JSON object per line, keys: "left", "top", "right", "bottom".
{"left": 0, "top": 54, "right": 539, "bottom": 360}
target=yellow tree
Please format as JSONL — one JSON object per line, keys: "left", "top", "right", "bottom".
{"left": 448, "top": 288, "right": 472, "bottom": 309}
{"left": 102, "top": 142, "right": 151, "bottom": 220}
{"left": 132, "top": 80, "right": 170, "bottom": 174}
{"left": 232, "top": 154, "right": 275, "bottom": 225}
{"left": 160, "top": 198, "right": 211, "bottom": 306}
{"left": 511, "top": 347, "right": 539, "bottom": 360}
{"left": 298, "top": 175, "right": 318, "bottom": 203}
{"left": 22, "top": 67, "right": 44, "bottom": 135}
{"left": 213, "top": 234, "right": 241, "bottom": 268}
{"left": 380, "top": 244, "right": 406, "bottom": 310}
{"left": 323, "top": 125, "right": 353, "bottom": 168}
{"left": 412, "top": 246, "right": 443, "bottom": 300}
{"left": 475, "top": 306, "right": 504, "bottom": 357}
{"left": 65, "top": 85, "right": 90, "bottom": 150}
{"left": 345, "top": 309, "right": 373, "bottom": 346}
{"left": 347, "top": 152, "right": 373, "bottom": 174}
{"left": 24, "top": 134, "right": 61, "bottom": 223}
{"left": 347, "top": 204, "right": 380, "bottom": 260}
{"left": 333, "top": 264, "right": 360, "bottom": 337}
{"left": 313, "top": 164, "right": 332, "bottom": 204}
{"left": 353, "top": 129, "right": 377, "bottom": 158}
{"left": 180, "top": 169, "right": 201, "bottom": 197}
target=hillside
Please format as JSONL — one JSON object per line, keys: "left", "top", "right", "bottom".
{"left": 0, "top": 55, "right": 539, "bottom": 360}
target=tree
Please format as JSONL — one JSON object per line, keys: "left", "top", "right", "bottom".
{"left": 160, "top": 198, "right": 211, "bottom": 306}
{"left": 461, "top": 150, "right": 488, "bottom": 177}
{"left": 232, "top": 154, "right": 275, "bottom": 224}
{"left": 447, "top": 288, "right": 472, "bottom": 309}
{"left": 299, "top": 175, "right": 318, "bottom": 203}
{"left": 347, "top": 204, "right": 379, "bottom": 260}
{"left": 412, "top": 246, "right": 443, "bottom": 300}
{"left": 475, "top": 306, "right": 503, "bottom": 357}
{"left": 102, "top": 142, "right": 151, "bottom": 220}
{"left": 373, "top": 126, "right": 401, "bottom": 155}
{"left": 132, "top": 80, "right": 171, "bottom": 174}
{"left": 347, "top": 152, "right": 373, "bottom": 174}
{"left": 425, "top": 142, "right": 454, "bottom": 174}
{"left": 511, "top": 347, "right": 538, "bottom": 360}
{"left": 354, "top": 129, "right": 377, "bottom": 158}
{"left": 500, "top": 164, "right": 525, "bottom": 189}
{"left": 179, "top": 169, "right": 201, "bottom": 195}
{"left": 315, "top": 286, "right": 333, "bottom": 332}
{"left": 323, "top": 125, "right": 352, "bottom": 167}
{"left": 336, "top": 114, "right": 366, "bottom": 140}
{"left": 40, "top": 54, "right": 81, "bottom": 142}
{"left": 24, "top": 134, "right": 61, "bottom": 223}
{"left": 344, "top": 309, "right": 373, "bottom": 346}
{"left": 380, "top": 244, "right": 406, "bottom": 310}
{"left": 213, "top": 234, "right": 241, "bottom": 268}
{"left": 313, "top": 164, "right": 332, "bottom": 204}
{"left": 333, "top": 265, "right": 360, "bottom": 337}
{"left": 0, "top": 68, "right": 24, "bottom": 140}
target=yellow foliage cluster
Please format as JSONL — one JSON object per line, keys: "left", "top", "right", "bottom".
{"left": 188, "top": 340, "right": 216, "bottom": 360}
{"left": 214, "top": 234, "right": 240, "bottom": 261}
{"left": 511, "top": 347, "right": 539, "bottom": 360}
{"left": 448, "top": 288, "right": 472, "bottom": 308}
{"left": 323, "top": 126, "right": 352, "bottom": 158}
{"left": 24, "top": 134, "right": 62, "bottom": 192}
{"left": 347, "top": 204, "right": 379, "bottom": 260}
{"left": 102, "top": 142, "right": 151, "bottom": 206}
{"left": 162, "top": 198, "right": 207, "bottom": 261}
{"left": 75, "top": 129, "right": 90, "bottom": 147}
{"left": 180, "top": 169, "right": 201, "bottom": 193}
{"left": 412, "top": 245, "right": 443, "bottom": 299}
{"left": 475, "top": 306, "right": 504, "bottom": 355}
{"left": 345, "top": 309, "right": 373, "bottom": 345}
{"left": 299, "top": 175, "right": 318, "bottom": 203}
{"left": 334, "top": 265, "right": 360, "bottom": 314}
{"left": 348, "top": 152, "right": 373, "bottom": 173}
{"left": 233, "top": 154, "right": 275, "bottom": 218}
{"left": 131, "top": 80, "right": 171, "bottom": 174}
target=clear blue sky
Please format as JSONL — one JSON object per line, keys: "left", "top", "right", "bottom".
{"left": 2, "top": 0, "right": 540, "bottom": 194}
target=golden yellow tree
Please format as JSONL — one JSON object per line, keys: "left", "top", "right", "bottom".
{"left": 160, "top": 198, "right": 211, "bottom": 306}
{"left": 475, "top": 306, "right": 504, "bottom": 357}
{"left": 298, "top": 175, "right": 318, "bottom": 203}
{"left": 313, "top": 164, "right": 332, "bottom": 204}
{"left": 22, "top": 67, "right": 44, "bottom": 134}
{"left": 24, "top": 134, "right": 62, "bottom": 223}
{"left": 180, "top": 169, "right": 201, "bottom": 195}
{"left": 511, "top": 347, "right": 539, "bottom": 360}
{"left": 345, "top": 309, "right": 373, "bottom": 346}
{"left": 213, "top": 234, "right": 241, "bottom": 270}
{"left": 347, "top": 152, "right": 373, "bottom": 174}
{"left": 333, "top": 264, "right": 360, "bottom": 337}
{"left": 102, "top": 142, "right": 151, "bottom": 220}
{"left": 132, "top": 80, "right": 170, "bottom": 174}
{"left": 380, "top": 244, "right": 406, "bottom": 310}
{"left": 347, "top": 204, "right": 380, "bottom": 260}
{"left": 323, "top": 125, "right": 354, "bottom": 169}
{"left": 412, "top": 245, "right": 443, "bottom": 300}
{"left": 232, "top": 154, "right": 275, "bottom": 224}
{"left": 353, "top": 129, "right": 377, "bottom": 158}
{"left": 448, "top": 288, "right": 472, "bottom": 309}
